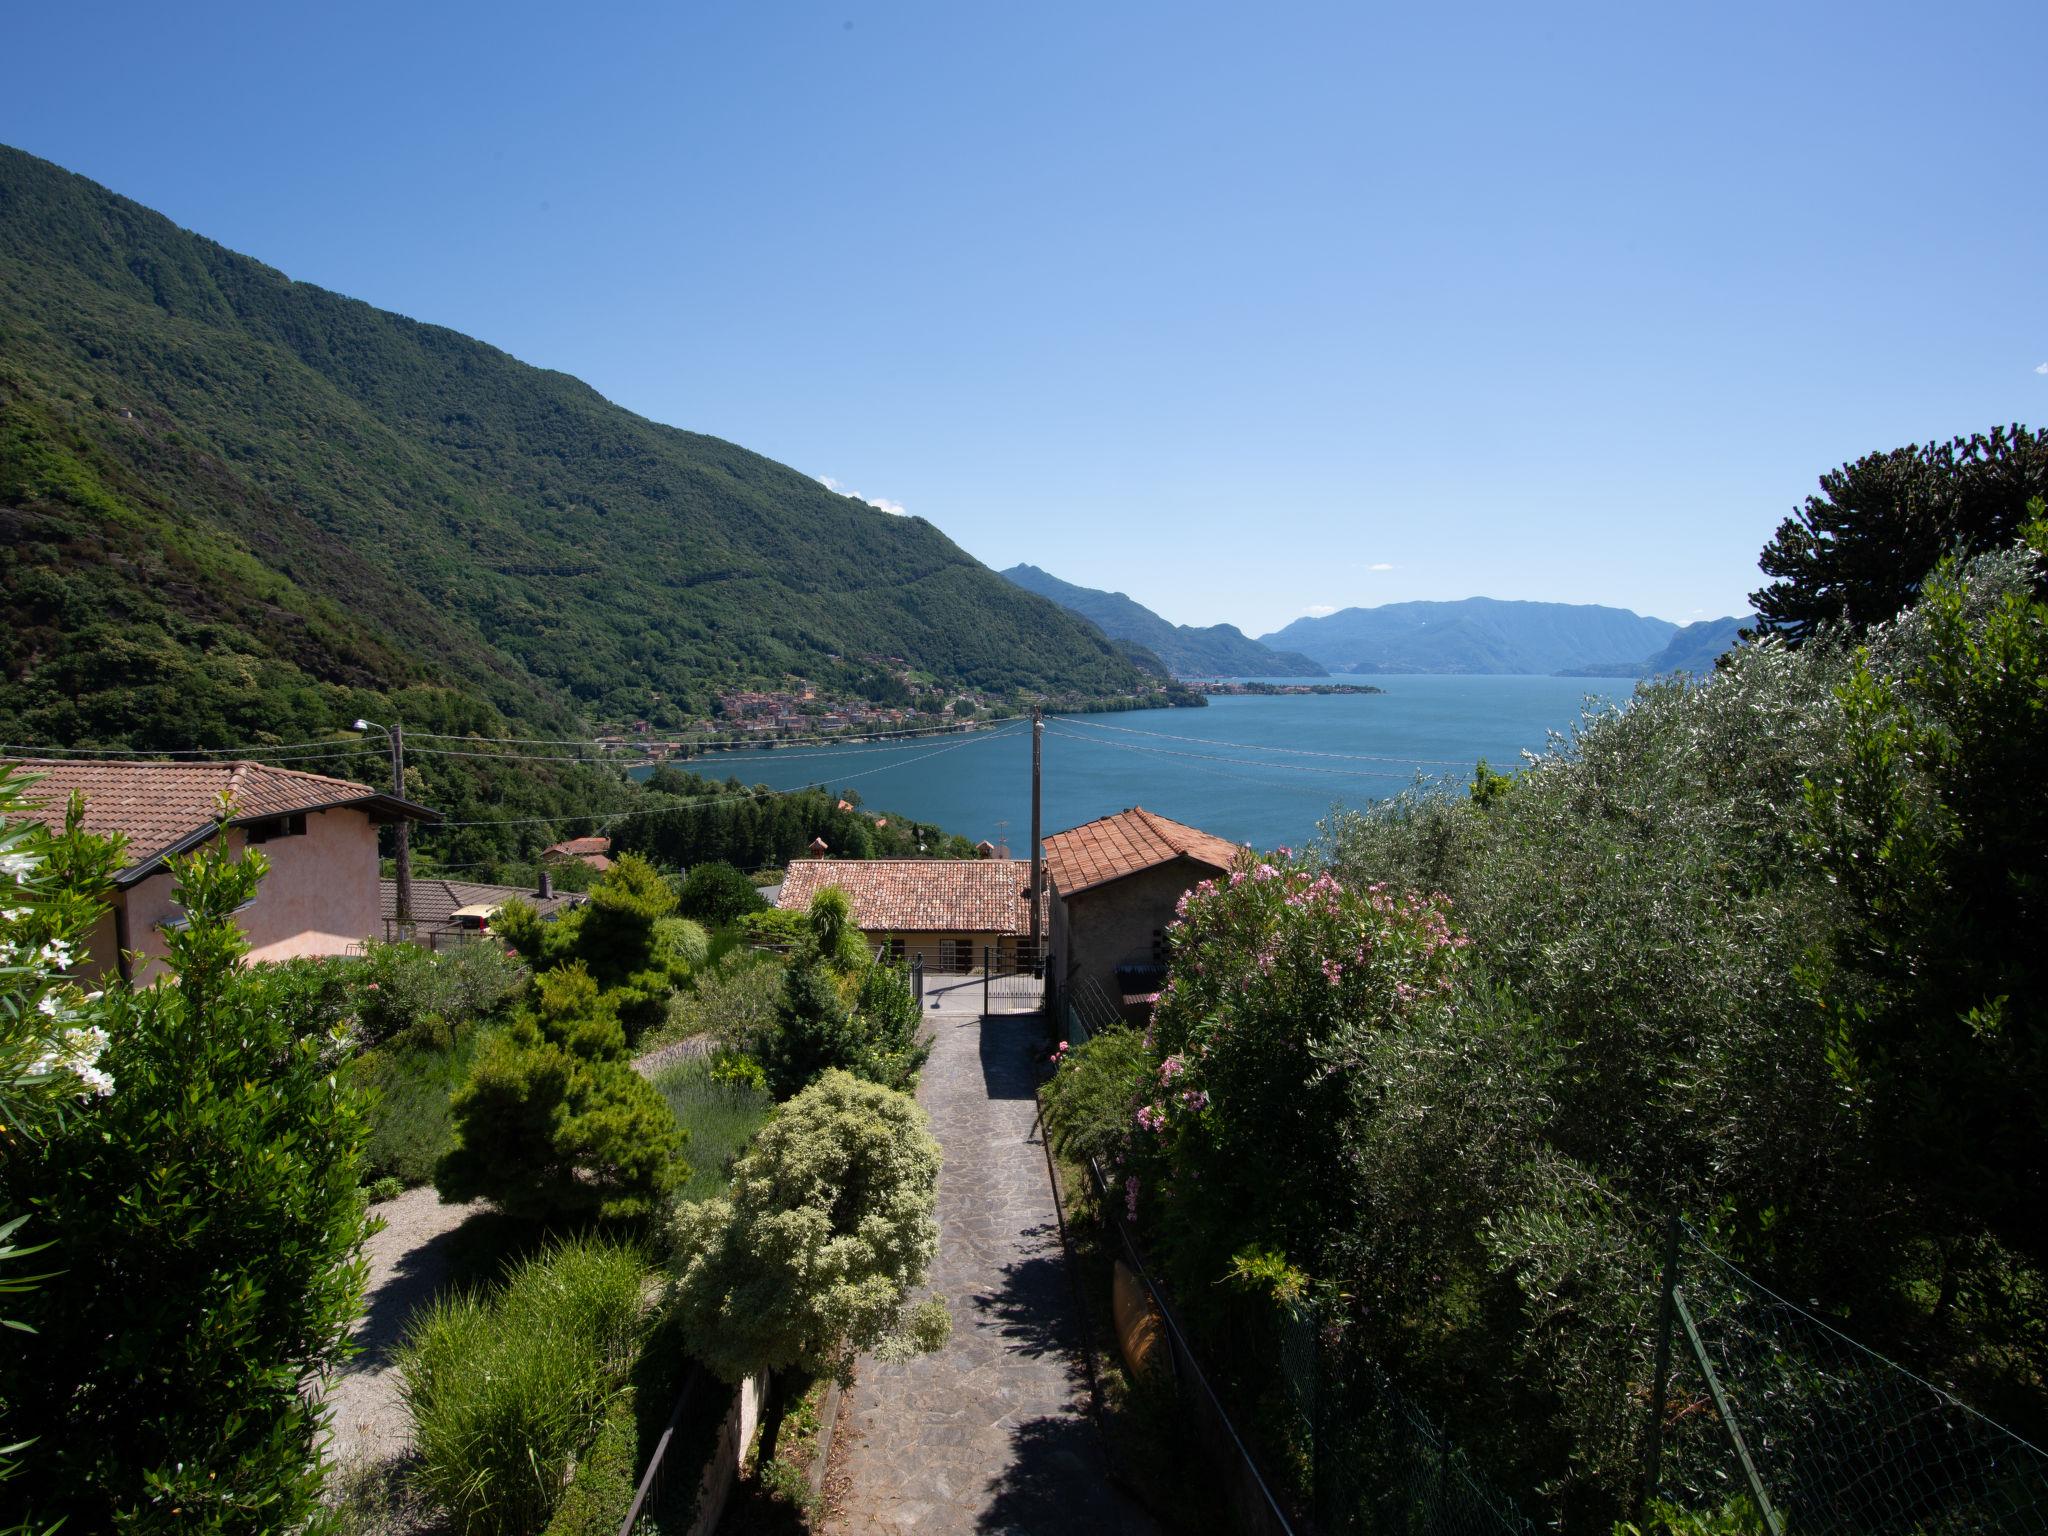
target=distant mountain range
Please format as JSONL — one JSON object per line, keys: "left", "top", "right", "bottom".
{"left": 1557, "top": 615, "right": 1754, "bottom": 678}
{"left": 1001, "top": 565, "right": 1325, "bottom": 678}
{"left": 1260, "top": 597, "right": 1745, "bottom": 676}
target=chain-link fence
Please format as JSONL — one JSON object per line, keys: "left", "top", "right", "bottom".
{"left": 1651, "top": 1222, "right": 2048, "bottom": 1535}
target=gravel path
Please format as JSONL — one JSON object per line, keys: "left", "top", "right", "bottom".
{"left": 323, "top": 1186, "right": 489, "bottom": 1472}
{"left": 323, "top": 1031, "right": 711, "bottom": 1492}
{"left": 829, "top": 994, "right": 1154, "bottom": 1536}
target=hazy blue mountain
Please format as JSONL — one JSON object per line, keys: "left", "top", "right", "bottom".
{"left": 1002, "top": 564, "right": 1326, "bottom": 677}
{"left": 1260, "top": 597, "right": 1678, "bottom": 675}
{"left": 1557, "top": 615, "right": 1752, "bottom": 678}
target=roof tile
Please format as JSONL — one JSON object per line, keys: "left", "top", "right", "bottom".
{"left": 2, "top": 758, "right": 431, "bottom": 882}
{"left": 1040, "top": 807, "right": 1241, "bottom": 896}
{"left": 776, "top": 859, "right": 1041, "bottom": 934}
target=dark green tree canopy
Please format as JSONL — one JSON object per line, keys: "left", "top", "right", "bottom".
{"left": 1751, "top": 424, "right": 2046, "bottom": 642}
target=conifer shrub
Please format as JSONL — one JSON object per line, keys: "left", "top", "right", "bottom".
{"left": 436, "top": 964, "right": 685, "bottom": 1220}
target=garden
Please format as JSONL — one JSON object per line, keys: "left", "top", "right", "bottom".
{"left": 0, "top": 827, "right": 947, "bottom": 1535}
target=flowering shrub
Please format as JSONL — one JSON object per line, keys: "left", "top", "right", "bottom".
{"left": 1140, "top": 856, "right": 1468, "bottom": 1308}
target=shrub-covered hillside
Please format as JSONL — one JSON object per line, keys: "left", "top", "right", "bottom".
{"left": 0, "top": 142, "right": 1152, "bottom": 749}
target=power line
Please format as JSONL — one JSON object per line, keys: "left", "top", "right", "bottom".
{"left": 410, "top": 719, "right": 1012, "bottom": 749}
{"left": 1048, "top": 714, "right": 1479, "bottom": 767}
{"left": 431, "top": 724, "right": 1022, "bottom": 829}
{"left": 1, "top": 737, "right": 375, "bottom": 760}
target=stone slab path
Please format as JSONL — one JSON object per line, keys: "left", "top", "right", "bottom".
{"left": 830, "top": 995, "right": 1155, "bottom": 1536}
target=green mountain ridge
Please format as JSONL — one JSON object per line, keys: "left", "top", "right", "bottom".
{"left": 1261, "top": 596, "right": 1680, "bottom": 675}
{"left": 0, "top": 143, "right": 1157, "bottom": 756}
{"left": 1001, "top": 563, "right": 1325, "bottom": 677}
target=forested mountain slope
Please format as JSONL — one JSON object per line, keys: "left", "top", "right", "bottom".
{"left": 0, "top": 144, "right": 1149, "bottom": 754}
{"left": 1002, "top": 563, "right": 1325, "bottom": 676}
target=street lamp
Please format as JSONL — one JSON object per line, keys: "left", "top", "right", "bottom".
{"left": 356, "top": 718, "right": 413, "bottom": 933}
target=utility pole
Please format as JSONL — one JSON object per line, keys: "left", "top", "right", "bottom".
{"left": 1029, "top": 706, "right": 1043, "bottom": 970}
{"left": 358, "top": 717, "right": 413, "bottom": 934}
{"left": 390, "top": 722, "right": 412, "bottom": 933}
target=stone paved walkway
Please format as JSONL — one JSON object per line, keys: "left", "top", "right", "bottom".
{"left": 830, "top": 990, "right": 1155, "bottom": 1536}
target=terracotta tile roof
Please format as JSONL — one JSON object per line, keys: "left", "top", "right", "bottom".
{"left": 382, "top": 878, "right": 585, "bottom": 931}
{"left": 1040, "top": 807, "right": 1242, "bottom": 897}
{"left": 2, "top": 758, "right": 438, "bottom": 885}
{"left": 544, "top": 836, "right": 611, "bottom": 858}
{"left": 776, "top": 859, "right": 1042, "bottom": 934}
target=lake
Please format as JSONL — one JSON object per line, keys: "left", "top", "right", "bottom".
{"left": 656, "top": 675, "right": 1623, "bottom": 853}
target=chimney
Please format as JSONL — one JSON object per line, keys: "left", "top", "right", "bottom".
{"left": 538, "top": 868, "right": 554, "bottom": 900}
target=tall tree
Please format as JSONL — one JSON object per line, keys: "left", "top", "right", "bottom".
{"left": 1751, "top": 424, "right": 2047, "bottom": 642}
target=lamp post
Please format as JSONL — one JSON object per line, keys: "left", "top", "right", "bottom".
{"left": 356, "top": 717, "right": 412, "bottom": 933}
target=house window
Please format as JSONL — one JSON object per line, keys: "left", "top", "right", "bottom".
{"left": 1016, "top": 938, "right": 1040, "bottom": 972}
{"left": 886, "top": 938, "right": 907, "bottom": 964}
{"left": 939, "top": 938, "right": 974, "bottom": 973}
{"left": 245, "top": 813, "right": 307, "bottom": 845}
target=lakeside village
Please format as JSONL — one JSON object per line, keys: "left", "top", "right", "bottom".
{"left": 598, "top": 663, "right": 1376, "bottom": 761}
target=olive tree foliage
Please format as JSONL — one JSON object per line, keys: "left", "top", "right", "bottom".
{"left": 1282, "top": 530, "right": 2048, "bottom": 1520}
{"left": 1, "top": 827, "right": 371, "bottom": 1531}
{"left": 668, "top": 1069, "right": 948, "bottom": 1388}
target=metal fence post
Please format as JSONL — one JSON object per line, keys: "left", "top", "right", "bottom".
{"left": 983, "top": 945, "right": 990, "bottom": 1014}
{"left": 1637, "top": 1212, "right": 1682, "bottom": 1520}
{"left": 911, "top": 953, "right": 924, "bottom": 1005}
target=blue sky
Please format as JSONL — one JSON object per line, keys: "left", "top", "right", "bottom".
{"left": 5, "top": 1, "right": 2042, "bottom": 635}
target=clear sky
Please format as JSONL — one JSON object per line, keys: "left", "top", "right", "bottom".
{"left": 5, "top": 1, "right": 2042, "bottom": 635}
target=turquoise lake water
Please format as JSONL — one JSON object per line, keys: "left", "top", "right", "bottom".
{"left": 659, "top": 675, "right": 1622, "bottom": 854}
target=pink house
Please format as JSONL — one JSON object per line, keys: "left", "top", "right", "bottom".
{"left": 7, "top": 758, "right": 439, "bottom": 985}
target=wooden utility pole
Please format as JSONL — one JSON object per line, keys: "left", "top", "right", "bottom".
{"left": 389, "top": 723, "right": 413, "bottom": 933}
{"left": 1029, "top": 706, "right": 1043, "bottom": 968}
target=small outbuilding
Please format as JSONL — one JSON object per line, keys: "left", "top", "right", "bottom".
{"left": 1041, "top": 806, "right": 1242, "bottom": 1021}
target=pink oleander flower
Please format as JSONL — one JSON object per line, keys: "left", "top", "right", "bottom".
{"left": 1136, "top": 1104, "right": 1167, "bottom": 1133}
{"left": 1125, "top": 1176, "right": 1141, "bottom": 1222}
{"left": 1158, "top": 1054, "right": 1186, "bottom": 1083}
{"left": 1181, "top": 1088, "right": 1209, "bottom": 1112}
{"left": 1253, "top": 862, "right": 1280, "bottom": 882}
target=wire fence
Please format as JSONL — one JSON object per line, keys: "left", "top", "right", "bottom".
{"left": 1651, "top": 1222, "right": 2048, "bottom": 1535}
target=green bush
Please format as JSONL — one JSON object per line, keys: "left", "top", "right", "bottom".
{"left": 1040, "top": 1026, "right": 1154, "bottom": 1170}
{"left": 670, "top": 1069, "right": 948, "bottom": 1389}
{"left": 0, "top": 833, "right": 369, "bottom": 1529}
{"left": 652, "top": 1057, "right": 775, "bottom": 1204}
{"left": 739, "top": 906, "right": 808, "bottom": 950}
{"left": 757, "top": 953, "right": 928, "bottom": 1100}
{"left": 400, "top": 1238, "right": 646, "bottom": 1536}
{"left": 366, "top": 1174, "right": 405, "bottom": 1203}
{"left": 350, "top": 939, "right": 526, "bottom": 1048}
{"left": 668, "top": 950, "right": 784, "bottom": 1055}
{"left": 676, "top": 860, "right": 768, "bottom": 927}
{"left": 350, "top": 1022, "right": 487, "bottom": 1186}
{"left": 436, "top": 966, "right": 686, "bottom": 1220}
